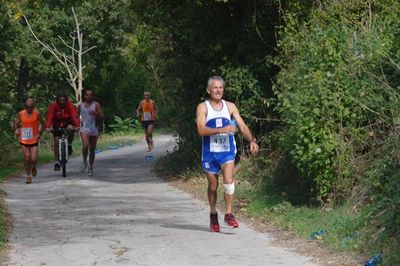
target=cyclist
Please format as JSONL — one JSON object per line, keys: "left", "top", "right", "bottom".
{"left": 196, "top": 76, "right": 259, "bottom": 232}
{"left": 14, "top": 98, "right": 45, "bottom": 184}
{"left": 78, "top": 88, "right": 104, "bottom": 176}
{"left": 45, "top": 92, "right": 80, "bottom": 171}
{"left": 136, "top": 91, "right": 158, "bottom": 151}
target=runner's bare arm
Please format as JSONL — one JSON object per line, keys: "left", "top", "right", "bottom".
{"left": 14, "top": 113, "right": 21, "bottom": 134}
{"left": 196, "top": 103, "right": 236, "bottom": 136}
{"left": 228, "top": 102, "right": 259, "bottom": 155}
{"left": 153, "top": 101, "right": 158, "bottom": 120}
{"left": 38, "top": 112, "right": 46, "bottom": 135}
{"left": 136, "top": 102, "right": 142, "bottom": 118}
{"left": 95, "top": 103, "right": 104, "bottom": 119}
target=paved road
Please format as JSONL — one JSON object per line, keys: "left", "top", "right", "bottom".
{"left": 3, "top": 135, "right": 315, "bottom": 266}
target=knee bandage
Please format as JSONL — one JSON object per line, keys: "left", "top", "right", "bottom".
{"left": 223, "top": 182, "right": 235, "bottom": 195}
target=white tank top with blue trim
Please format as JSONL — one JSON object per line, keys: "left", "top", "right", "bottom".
{"left": 202, "top": 100, "right": 237, "bottom": 159}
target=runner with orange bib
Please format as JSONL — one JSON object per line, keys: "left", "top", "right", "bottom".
{"left": 136, "top": 91, "right": 158, "bottom": 151}
{"left": 14, "top": 98, "right": 45, "bottom": 184}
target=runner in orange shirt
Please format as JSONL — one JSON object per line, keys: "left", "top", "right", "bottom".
{"left": 14, "top": 98, "right": 45, "bottom": 184}
{"left": 136, "top": 91, "right": 158, "bottom": 151}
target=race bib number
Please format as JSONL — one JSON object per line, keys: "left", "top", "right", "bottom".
{"left": 210, "top": 134, "right": 230, "bottom": 152}
{"left": 21, "top": 127, "right": 33, "bottom": 140}
{"left": 143, "top": 112, "right": 152, "bottom": 121}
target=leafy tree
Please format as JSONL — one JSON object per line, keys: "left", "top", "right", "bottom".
{"left": 130, "top": 0, "right": 282, "bottom": 167}
{"left": 275, "top": 0, "right": 400, "bottom": 203}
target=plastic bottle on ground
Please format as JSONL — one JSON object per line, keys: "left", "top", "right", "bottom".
{"left": 364, "top": 254, "right": 382, "bottom": 266}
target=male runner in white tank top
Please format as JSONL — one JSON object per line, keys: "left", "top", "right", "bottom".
{"left": 196, "top": 76, "right": 259, "bottom": 232}
{"left": 78, "top": 89, "right": 104, "bottom": 176}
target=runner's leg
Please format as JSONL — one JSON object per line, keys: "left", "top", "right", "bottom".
{"left": 30, "top": 145, "right": 38, "bottom": 167}
{"left": 207, "top": 173, "right": 219, "bottom": 214}
{"left": 81, "top": 132, "right": 89, "bottom": 163}
{"left": 147, "top": 123, "right": 154, "bottom": 148}
{"left": 221, "top": 162, "right": 235, "bottom": 214}
{"left": 88, "top": 135, "right": 98, "bottom": 168}
{"left": 30, "top": 145, "right": 39, "bottom": 177}
{"left": 80, "top": 132, "right": 89, "bottom": 172}
{"left": 144, "top": 125, "right": 151, "bottom": 150}
{"left": 21, "top": 145, "right": 31, "bottom": 176}
{"left": 145, "top": 129, "right": 149, "bottom": 145}
{"left": 207, "top": 172, "right": 220, "bottom": 232}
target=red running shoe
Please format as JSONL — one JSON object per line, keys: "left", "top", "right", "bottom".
{"left": 210, "top": 213, "right": 220, "bottom": 232}
{"left": 224, "top": 213, "right": 239, "bottom": 228}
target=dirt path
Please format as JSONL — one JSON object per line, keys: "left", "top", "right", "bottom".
{"left": 2, "top": 135, "right": 315, "bottom": 266}
{"left": 164, "top": 176, "right": 363, "bottom": 266}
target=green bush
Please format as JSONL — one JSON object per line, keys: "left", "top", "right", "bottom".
{"left": 361, "top": 135, "right": 400, "bottom": 265}
{"left": 275, "top": 0, "right": 400, "bottom": 203}
{"left": 109, "top": 115, "right": 140, "bottom": 135}
{"left": 0, "top": 131, "right": 20, "bottom": 168}
{"left": 273, "top": 0, "right": 400, "bottom": 263}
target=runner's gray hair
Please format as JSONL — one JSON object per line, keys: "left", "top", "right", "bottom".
{"left": 207, "top": 76, "right": 225, "bottom": 87}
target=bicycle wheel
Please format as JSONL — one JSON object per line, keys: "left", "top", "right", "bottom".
{"left": 62, "top": 161, "right": 66, "bottom": 177}
{"left": 61, "top": 142, "right": 67, "bottom": 177}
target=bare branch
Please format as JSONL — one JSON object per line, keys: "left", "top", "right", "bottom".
{"left": 58, "top": 35, "right": 79, "bottom": 53}
{"left": 24, "top": 7, "right": 95, "bottom": 104}
{"left": 23, "top": 15, "right": 65, "bottom": 66}
{"left": 82, "top": 46, "right": 97, "bottom": 55}
{"left": 253, "top": 1, "right": 266, "bottom": 43}
{"left": 51, "top": 44, "right": 74, "bottom": 66}
{"left": 63, "top": 55, "right": 75, "bottom": 85}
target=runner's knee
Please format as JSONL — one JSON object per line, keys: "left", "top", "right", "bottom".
{"left": 223, "top": 182, "right": 235, "bottom": 195}
{"left": 208, "top": 182, "right": 218, "bottom": 193}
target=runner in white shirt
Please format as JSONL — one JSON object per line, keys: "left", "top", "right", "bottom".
{"left": 78, "top": 89, "right": 104, "bottom": 176}
{"left": 196, "top": 76, "right": 259, "bottom": 232}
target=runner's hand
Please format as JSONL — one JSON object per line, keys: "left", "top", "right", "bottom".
{"left": 15, "top": 128, "right": 21, "bottom": 136}
{"left": 250, "top": 141, "right": 259, "bottom": 155}
{"left": 220, "top": 125, "right": 236, "bottom": 134}
{"left": 67, "top": 124, "right": 74, "bottom": 131}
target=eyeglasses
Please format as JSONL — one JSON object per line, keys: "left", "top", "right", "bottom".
{"left": 144, "top": 94, "right": 150, "bottom": 96}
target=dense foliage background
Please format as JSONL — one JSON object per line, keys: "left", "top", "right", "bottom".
{"left": 1, "top": 0, "right": 399, "bottom": 264}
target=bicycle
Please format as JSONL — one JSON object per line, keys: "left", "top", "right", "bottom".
{"left": 50, "top": 128, "right": 74, "bottom": 177}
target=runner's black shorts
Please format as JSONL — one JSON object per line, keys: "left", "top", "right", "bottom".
{"left": 141, "top": 120, "right": 154, "bottom": 129}
{"left": 20, "top": 142, "right": 38, "bottom": 147}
